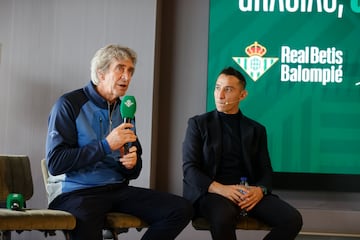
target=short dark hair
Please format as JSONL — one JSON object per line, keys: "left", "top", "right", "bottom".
{"left": 220, "top": 67, "right": 246, "bottom": 89}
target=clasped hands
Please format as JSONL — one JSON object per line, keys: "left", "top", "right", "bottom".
{"left": 235, "top": 184, "right": 264, "bottom": 212}
{"left": 106, "top": 122, "right": 138, "bottom": 169}
{"left": 209, "top": 181, "right": 264, "bottom": 212}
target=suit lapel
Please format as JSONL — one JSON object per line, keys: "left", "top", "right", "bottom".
{"left": 239, "top": 114, "right": 254, "bottom": 180}
{"left": 209, "top": 111, "right": 222, "bottom": 176}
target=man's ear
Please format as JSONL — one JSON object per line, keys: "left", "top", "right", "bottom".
{"left": 239, "top": 90, "right": 248, "bottom": 100}
{"left": 97, "top": 70, "right": 105, "bottom": 81}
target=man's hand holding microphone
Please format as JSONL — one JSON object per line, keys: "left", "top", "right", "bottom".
{"left": 106, "top": 95, "right": 138, "bottom": 169}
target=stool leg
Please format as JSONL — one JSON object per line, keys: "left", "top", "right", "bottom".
{"left": 0, "top": 231, "right": 11, "bottom": 240}
{"left": 111, "top": 229, "right": 118, "bottom": 240}
{"left": 63, "top": 231, "right": 71, "bottom": 240}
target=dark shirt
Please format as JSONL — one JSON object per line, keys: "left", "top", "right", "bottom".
{"left": 215, "top": 111, "right": 247, "bottom": 184}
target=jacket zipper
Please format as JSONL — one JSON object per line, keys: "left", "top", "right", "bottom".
{"left": 99, "top": 117, "right": 103, "bottom": 137}
{"left": 108, "top": 102, "right": 116, "bottom": 132}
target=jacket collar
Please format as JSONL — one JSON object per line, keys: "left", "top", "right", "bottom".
{"left": 83, "top": 81, "right": 120, "bottom": 109}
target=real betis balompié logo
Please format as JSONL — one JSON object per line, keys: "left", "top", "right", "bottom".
{"left": 233, "top": 41, "right": 278, "bottom": 82}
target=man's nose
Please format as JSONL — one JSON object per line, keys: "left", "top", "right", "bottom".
{"left": 218, "top": 89, "right": 226, "bottom": 98}
{"left": 121, "top": 71, "right": 131, "bottom": 81}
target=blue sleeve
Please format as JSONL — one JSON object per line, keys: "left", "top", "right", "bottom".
{"left": 45, "top": 95, "right": 106, "bottom": 175}
{"left": 101, "top": 139, "right": 112, "bottom": 154}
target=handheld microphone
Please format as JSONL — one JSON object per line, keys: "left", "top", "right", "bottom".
{"left": 6, "top": 193, "right": 25, "bottom": 211}
{"left": 120, "top": 95, "right": 137, "bottom": 154}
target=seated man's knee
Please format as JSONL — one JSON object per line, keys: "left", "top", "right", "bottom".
{"left": 292, "top": 209, "right": 303, "bottom": 232}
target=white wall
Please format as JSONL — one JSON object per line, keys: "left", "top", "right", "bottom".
{"left": 0, "top": 0, "right": 157, "bottom": 239}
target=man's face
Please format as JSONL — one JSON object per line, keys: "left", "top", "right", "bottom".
{"left": 214, "top": 73, "right": 247, "bottom": 114}
{"left": 97, "top": 58, "right": 135, "bottom": 102}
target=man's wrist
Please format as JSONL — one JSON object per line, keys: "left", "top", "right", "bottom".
{"left": 258, "top": 185, "right": 268, "bottom": 195}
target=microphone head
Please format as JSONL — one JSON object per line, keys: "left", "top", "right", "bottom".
{"left": 120, "top": 95, "right": 137, "bottom": 119}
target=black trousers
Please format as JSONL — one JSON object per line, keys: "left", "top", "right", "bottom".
{"left": 196, "top": 193, "right": 303, "bottom": 240}
{"left": 49, "top": 183, "right": 193, "bottom": 240}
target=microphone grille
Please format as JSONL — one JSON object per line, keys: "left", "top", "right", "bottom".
{"left": 120, "top": 95, "right": 137, "bottom": 118}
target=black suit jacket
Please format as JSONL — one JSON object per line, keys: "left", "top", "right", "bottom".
{"left": 182, "top": 110, "right": 273, "bottom": 204}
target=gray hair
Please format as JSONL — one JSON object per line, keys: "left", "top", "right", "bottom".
{"left": 90, "top": 44, "right": 137, "bottom": 85}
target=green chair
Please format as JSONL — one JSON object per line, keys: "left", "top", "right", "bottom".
{"left": 0, "top": 155, "right": 75, "bottom": 240}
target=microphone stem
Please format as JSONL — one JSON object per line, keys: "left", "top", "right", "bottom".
{"left": 123, "top": 118, "right": 133, "bottom": 154}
